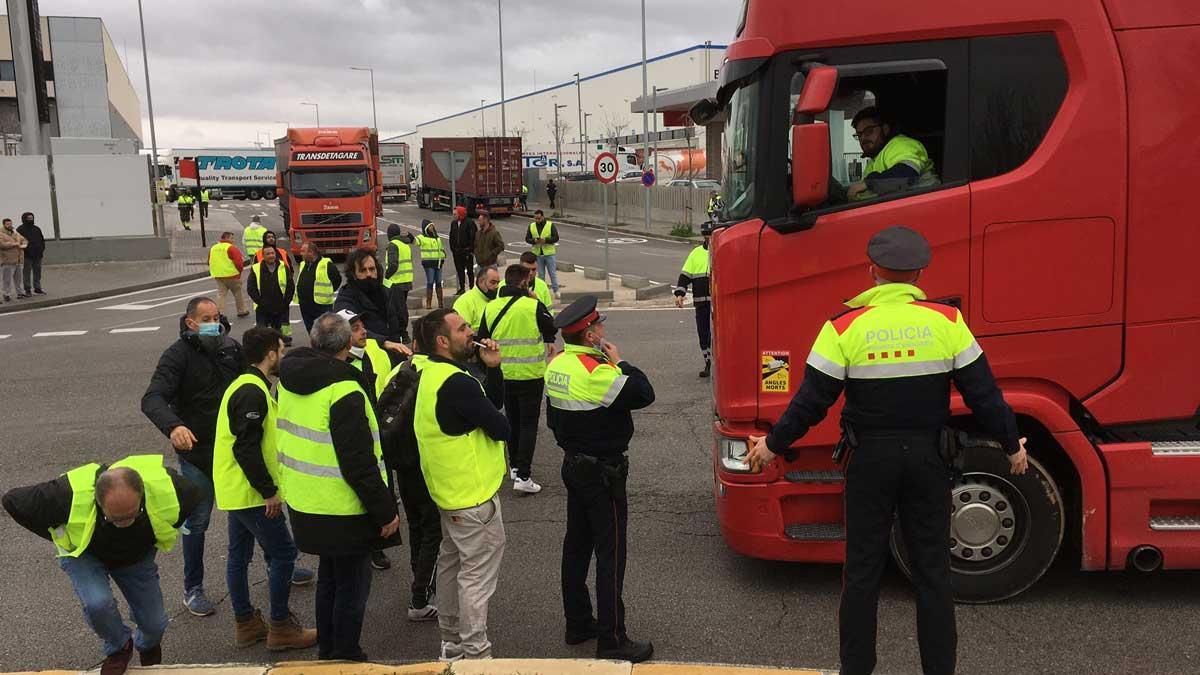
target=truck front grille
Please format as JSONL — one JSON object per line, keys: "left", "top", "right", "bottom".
{"left": 300, "top": 212, "right": 363, "bottom": 225}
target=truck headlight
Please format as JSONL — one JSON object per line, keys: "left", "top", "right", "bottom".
{"left": 362, "top": 228, "right": 373, "bottom": 243}
{"left": 718, "top": 437, "right": 752, "bottom": 473}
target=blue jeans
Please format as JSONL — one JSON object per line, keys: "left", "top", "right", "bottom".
{"left": 227, "top": 506, "right": 298, "bottom": 621}
{"left": 59, "top": 552, "right": 168, "bottom": 657}
{"left": 537, "top": 254, "right": 559, "bottom": 292}
{"left": 423, "top": 263, "right": 443, "bottom": 289}
{"left": 179, "top": 459, "right": 215, "bottom": 594}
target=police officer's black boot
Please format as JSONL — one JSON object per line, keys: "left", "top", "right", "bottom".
{"left": 597, "top": 636, "right": 654, "bottom": 663}
{"left": 699, "top": 359, "right": 711, "bottom": 378}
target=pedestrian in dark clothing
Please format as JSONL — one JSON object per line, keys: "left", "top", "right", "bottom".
{"left": 473, "top": 210, "right": 505, "bottom": 268}
{"left": 17, "top": 211, "right": 45, "bottom": 295}
{"left": 3, "top": 456, "right": 202, "bottom": 675}
{"left": 333, "top": 248, "right": 408, "bottom": 357}
{"left": 247, "top": 246, "right": 296, "bottom": 334}
{"left": 448, "top": 205, "right": 477, "bottom": 295}
{"left": 297, "top": 242, "right": 342, "bottom": 334}
{"left": 140, "top": 296, "right": 245, "bottom": 617}
{"left": 546, "top": 179, "right": 558, "bottom": 210}
{"left": 277, "top": 313, "right": 401, "bottom": 662}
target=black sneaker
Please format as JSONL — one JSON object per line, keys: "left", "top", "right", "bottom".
{"left": 33, "top": 288, "right": 45, "bottom": 295}
{"left": 565, "top": 619, "right": 600, "bottom": 645}
{"left": 370, "top": 550, "right": 391, "bottom": 570}
{"left": 699, "top": 360, "right": 711, "bottom": 378}
{"left": 597, "top": 637, "right": 654, "bottom": 663}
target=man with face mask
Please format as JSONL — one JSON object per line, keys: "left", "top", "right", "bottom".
{"left": 673, "top": 233, "right": 712, "bottom": 378}
{"left": 334, "top": 248, "right": 409, "bottom": 356}
{"left": 141, "top": 297, "right": 248, "bottom": 617}
{"left": 3, "top": 457, "right": 202, "bottom": 674}
{"left": 452, "top": 265, "right": 500, "bottom": 330}
{"left": 213, "top": 327, "right": 317, "bottom": 652}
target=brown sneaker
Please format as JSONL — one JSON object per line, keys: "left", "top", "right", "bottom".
{"left": 100, "top": 639, "right": 133, "bottom": 675}
{"left": 268, "top": 612, "right": 318, "bottom": 651}
{"left": 234, "top": 609, "right": 269, "bottom": 648}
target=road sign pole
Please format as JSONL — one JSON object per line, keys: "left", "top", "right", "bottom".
{"left": 197, "top": 174, "right": 207, "bottom": 248}
{"left": 604, "top": 184, "right": 609, "bottom": 291}
{"left": 593, "top": 151, "right": 618, "bottom": 291}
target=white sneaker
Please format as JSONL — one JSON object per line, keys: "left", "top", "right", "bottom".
{"left": 513, "top": 477, "right": 543, "bottom": 494}
{"left": 440, "top": 641, "right": 464, "bottom": 662}
{"left": 408, "top": 603, "right": 438, "bottom": 622}
{"left": 509, "top": 467, "right": 518, "bottom": 480}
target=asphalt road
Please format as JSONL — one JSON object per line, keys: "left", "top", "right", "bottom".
{"left": 210, "top": 199, "right": 692, "bottom": 289}
{"left": 1, "top": 284, "right": 1198, "bottom": 673}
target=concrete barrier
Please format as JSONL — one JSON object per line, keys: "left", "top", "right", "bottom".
{"left": 562, "top": 290, "right": 613, "bottom": 303}
{"left": 583, "top": 267, "right": 608, "bottom": 281}
{"left": 636, "top": 283, "right": 674, "bottom": 301}
{"left": 620, "top": 275, "right": 651, "bottom": 290}
{"left": 557, "top": 260, "right": 576, "bottom": 273}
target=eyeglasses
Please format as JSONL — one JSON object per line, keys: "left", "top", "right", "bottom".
{"left": 852, "top": 124, "right": 881, "bottom": 141}
{"left": 97, "top": 502, "right": 144, "bottom": 528}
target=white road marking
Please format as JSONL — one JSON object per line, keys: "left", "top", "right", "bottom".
{"left": 33, "top": 330, "right": 88, "bottom": 337}
{"left": 290, "top": 319, "right": 302, "bottom": 324}
{"left": 104, "top": 310, "right": 185, "bottom": 332}
{"left": 110, "top": 326, "right": 162, "bottom": 334}
{"left": 0, "top": 277, "right": 213, "bottom": 317}
{"left": 101, "top": 290, "right": 205, "bottom": 311}
{"left": 0, "top": 334, "right": 10, "bottom": 339}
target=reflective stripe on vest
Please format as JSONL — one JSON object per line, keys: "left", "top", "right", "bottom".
{"left": 804, "top": 283, "right": 981, "bottom": 383}
{"left": 529, "top": 221, "right": 556, "bottom": 256}
{"left": 544, "top": 344, "right": 628, "bottom": 412}
{"left": 243, "top": 225, "right": 267, "bottom": 256}
{"left": 414, "top": 360, "right": 506, "bottom": 511}
{"left": 209, "top": 242, "right": 238, "bottom": 278}
{"left": 483, "top": 295, "right": 545, "bottom": 380}
{"left": 384, "top": 239, "right": 415, "bottom": 288}
{"left": 452, "top": 286, "right": 490, "bottom": 329}
{"left": 417, "top": 234, "right": 445, "bottom": 261}
{"left": 351, "top": 339, "right": 394, "bottom": 398}
{"left": 862, "top": 134, "right": 937, "bottom": 184}
{"left": 299, "top": 257, "right": 335, "bottom": 305}
{"left": 276, "top": 379, "right": 385, "bottom": 516}
{"left": 251, "top": 261, "right": 289, "bottom": 309}
{"left": 50, "top": 455, "right": 180, "bottom": 557}
{"left": 213, "top": 374, "right": 280, "bottom": 510}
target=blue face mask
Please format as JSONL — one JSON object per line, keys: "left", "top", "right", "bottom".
{"left": 197, "top": 322, "right": 222, "bottom": 337}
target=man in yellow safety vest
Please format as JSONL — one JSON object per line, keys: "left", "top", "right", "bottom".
{"left": 383, "top": 223, "right": 417, "bottom": 342}
{"left": 210, "top": 231, "right": 249, "bottom": 318}
{"left": 524, "top": 209, "right": 560, "bottom": 294}
{"left": 297, "top": 242, "right": 341, "bottom": 333}
{"left": 3, "top": 455, "right": 202, "bottom": 673}
{"left": 452, "top": 264, "right": 500, "bottom": 330}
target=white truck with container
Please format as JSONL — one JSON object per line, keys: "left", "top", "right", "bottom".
{"left": 379, "top": 142, "right": 411, "bottom": 202}
{"left": 167, "top": 147, "right": 278, "bottom": 200}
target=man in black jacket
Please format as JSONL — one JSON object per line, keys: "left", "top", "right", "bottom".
{"left": 3, "top": 456, "right": 202, "bottom": 675}
{"left": 247, "top": 245, "right": 296, "bottom": 338}
{"left": 140, "top": 296, "right": 245, "bottom": 617}
{"left": 334, "top": 248, "right": 408, "bottom": 353}
{"left": 296, "top": 242, "right": 342, "bottom": 334}
{"left": 278, "top": 312, "right": 401, "bottom": 661}
{"left": 447, "top": 205, "right": 476, "bottom": 295}
{"left": 17, "top": 211, "right": 45, "bottom": 295}
{"left": 382, "top": 224, "right": 416, "bottom": 342}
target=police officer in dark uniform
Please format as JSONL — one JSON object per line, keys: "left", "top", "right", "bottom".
{"left": 543, "top": 295, "right": 657, "bottom": 663}
{"left": 746, "top": 226, "right": 1029, "bottom": 675}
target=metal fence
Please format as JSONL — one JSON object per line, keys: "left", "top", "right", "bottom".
{"left": 554, "top": 181, "right": 711, "bottom": 230}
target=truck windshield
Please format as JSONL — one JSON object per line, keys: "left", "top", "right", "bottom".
{"left": 289, "top": 170, "right": 371, "bottom": 197}
{"left": 722, "top": 78, "right": 759, "bottom": 220}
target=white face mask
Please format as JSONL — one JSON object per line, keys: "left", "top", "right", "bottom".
{"left": 349, "top": 346, "right": 366, "bottom": 358}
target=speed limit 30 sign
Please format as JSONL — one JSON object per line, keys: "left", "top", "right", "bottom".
{"left": 594, "top": 152, "right": 619, "bottom": 184}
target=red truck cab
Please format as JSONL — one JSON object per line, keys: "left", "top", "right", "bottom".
{"left": 275, "top": 127, "right": 382, "bottom": 255}
{"left": 699, "top": 0, "right": 1200, "bottom": 601}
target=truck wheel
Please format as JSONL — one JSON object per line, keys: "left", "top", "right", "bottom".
{"left": 265, "top": 189, "right": 277, "bottom": 200}
{"left": 889, "top": 447, "right": 1064, "bottom": 603}
{"left": 248, "top": 189, "right": 262, "bottom": 200}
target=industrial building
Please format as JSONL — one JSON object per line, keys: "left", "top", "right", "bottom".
{"left": 386, "top": 43, "right": 726, "bottom": 182}
{"left": 1, "top": 14, "right": 143, "bottom": 150}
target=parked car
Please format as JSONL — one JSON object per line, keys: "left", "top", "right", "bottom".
{"left": 617, "top": 169, "right": 644, "bottom": 183}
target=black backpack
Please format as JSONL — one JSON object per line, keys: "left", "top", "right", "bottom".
{"left": 377, "top": 360, "right": 422, "bottom": 470}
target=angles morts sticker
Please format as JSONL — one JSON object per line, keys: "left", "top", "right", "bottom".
{"left": 761, "top": 351, "right": 790, "bottom": 393}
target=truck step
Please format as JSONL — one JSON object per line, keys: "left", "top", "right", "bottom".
{"left": 784, "top": 470, "right": 845, "bottom": 483}
{"left": 1151, "top": 441, "right": 1200, "bottom": 456}
{"left": 1149, "top": 516, "right": 1200, "bottom": 531}
{"left": 784, "top": 523, "right": 845, "bottom": 541}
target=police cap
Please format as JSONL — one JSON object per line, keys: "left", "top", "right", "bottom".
{"left": 554, "top": 294, "right": 607, "bottom": 334}
{"left": 867, "top": 226, "right": 931, "bottom": 271}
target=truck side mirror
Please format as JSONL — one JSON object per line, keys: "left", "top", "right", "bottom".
{"left": 795, "top": 65, "right": 838, "bottom": 115}
{"left": 792, "top": 123, "right": 830, "bottom": 208}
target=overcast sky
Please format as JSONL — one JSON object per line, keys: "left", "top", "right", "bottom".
{"left": 35, "top": 0, "right": 741, "bottom": 149}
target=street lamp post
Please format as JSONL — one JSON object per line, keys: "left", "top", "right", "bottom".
{"left": 575, "top": 72, "right": 583, "bottom": 176}
{"left": 480, "top": 99, "right": 487, "bottom": 136}
{"left": 497, "top": 0, "right": 507, "bottom": 136}
{"left": 583, "top": 112, "right": 593, "bottom": 168}
{"left": 349, "top": 67, "right": 377, "bottom": 130}
{"left": 652, "top": 86, "right": 668, "bottom": 178}
{"left": 553, "top": 103, "right": 568, "bottom": 178}
{"left": 640, "top": 0, "right": 650, "bottom": 231}
{"left": 300, "top": 102, "right": 320, "bottom": 126}
{"left": 136, "top": 0, "right": 165, "bottom": 237}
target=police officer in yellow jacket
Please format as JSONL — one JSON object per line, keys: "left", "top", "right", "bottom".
{"left": 674, "top": 233, "right": 711, "bottom": 377}
{"left": 412, "top": 308, "right": 509, "bottom": 661}
{"left": 276, "top": 312, "right": 401, "bottom": 661}
{"left": 545, "top": 295, "right": 656, "bottom": 663}
{"left": 212, "top": 326, "right": 317, "bottom": 651}
{"left": 2, "top": 455, "right": 201, "bottom": 673}
{"left": 478, "top": 263, "right": 558, "bottom": 494}
{"left": 746, "top": 226, "right": 1029, "bottom": 675}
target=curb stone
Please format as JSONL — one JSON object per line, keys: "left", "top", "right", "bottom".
{"left": 0, "top": 271, "right": 209, "bottom": 315}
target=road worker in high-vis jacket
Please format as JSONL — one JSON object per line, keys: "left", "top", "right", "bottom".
{"left": 3, "top": 455, "right": 202, "bottom": 674}
{"left": 674, "top": 232, "right": 712, "bottom": 377}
